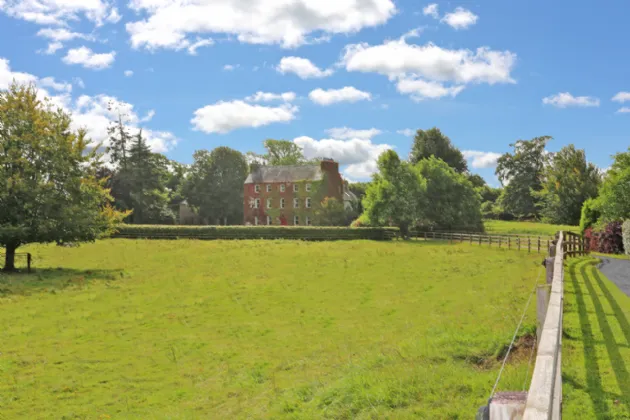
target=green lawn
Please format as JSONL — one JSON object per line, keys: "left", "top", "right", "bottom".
{"left": 563, "top": 258, "right": 630, "bottom": 419}
{"left": 484, "top": 220, "right": 579, "bottom": 237}
{"left": 1, "top": 240, "right": 542, "bottom": 419}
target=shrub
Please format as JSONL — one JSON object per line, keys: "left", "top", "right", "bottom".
{"left": 623, "top": 220, "right": 630, "bottom": 255}
{"left": 111, "top": 225, "right": 398, "bottom": 241}
{"left": 579, "top": 197, "right": 601, "bottom": 234}
{"left": 585, "top": 221, "right": 624, "bottom": 254}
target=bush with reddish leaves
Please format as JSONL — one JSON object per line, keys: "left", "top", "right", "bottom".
{"left": 584, "top": 221, "right": 625, "bottom": 254}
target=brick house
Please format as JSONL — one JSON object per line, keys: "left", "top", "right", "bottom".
{"left": 243, "top": 159, "right": 344, "bottom": 226}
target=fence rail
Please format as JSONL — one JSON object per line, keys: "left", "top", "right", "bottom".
{"left": 409, "top": 231, "right": 551, "bottom": 253}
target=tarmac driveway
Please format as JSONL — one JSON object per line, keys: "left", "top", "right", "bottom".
{"left": 597, "top": 256, "right": 630, "bottom": 297}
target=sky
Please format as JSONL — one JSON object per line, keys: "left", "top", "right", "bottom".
{"left": 1, "top": 0, "right": 629, "bottom": 185}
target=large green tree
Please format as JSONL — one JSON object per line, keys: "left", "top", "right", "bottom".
{"left": 0, "top": 83, "right": 127, "bottom": 271}
{"left": 496, "top": 136, "right": 551, "bottom": 219}
{"left": 409, "top": 128, "right": 468, "bottom": 173}
{"left": 534, "top": 145, "right": 601, "bottom": 225}
{"left": 598, "top": 148, "right": 630, "bottom": 221}
{"left": 183, "top": 147, "right": 248, "bottom": 225}
{"left": 415, "top": 157, "right": 483, "bottom": 231}
{"left": 361, "top": 150, "right": 427, "bottom": 236}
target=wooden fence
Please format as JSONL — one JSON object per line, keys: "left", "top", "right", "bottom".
{"left": 409, "top": 231, "right": 553, "bottom": 253}
{"left": 0, "top": 253, "right": 32, "bottom": 272}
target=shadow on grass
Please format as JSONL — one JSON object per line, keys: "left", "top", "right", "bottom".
{"left": 571, "top": 260, "right": 630, "bottom": 417}
{"left": 0, "top": 268, "right": 125, "bottom": 296}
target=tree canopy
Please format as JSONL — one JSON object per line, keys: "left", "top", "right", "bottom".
{"left": 409, "top": 128, "right": 468, "bottom": 173}
{"left": 496, "top": 136, "right": 551, "bottom": 219}
{"left": 0, "top": 83, "right": 127, "bottom": 271}
{"left": 598, "top": 148, "right": 630, "bottom": 221}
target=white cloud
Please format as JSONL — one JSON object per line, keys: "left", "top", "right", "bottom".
{"left": 309, "top": 86, "right": 372, "bottom": 106}
{"left": 140, "top": 109, "right": 156, "bottom": 122}
{"left": 397, "top": 128, "right": 415, "bottom": 136}
{"left": 1, "top": 0, "right": 115, "bottom": 26}
{"left": 41, "top": 42, "right": 63, "bottom": 55}
{"left": 245, "top": 91, "right": 296, "bottom": 103}
{"left": 106, "top": 7, "right": 121, "bottom": 24}
{"left": 462, "top": 150, "right": 502, "bottom": 169}
{"left": 124, "top": 70, "right": 133, "bottom": 77}
{"left": 223, "top": 64, "right": 238, "bottom": 71}
{"left": 294, "top": 136, "right": 392, "bottom": 179}
{"left": 37, "top": 28, "right": 93, "bottom": 42}
{"left": 325, "top": 127, "right": 382, "bottom": 140}
{"left": 39, "top": 76, "right": 72, "bottom": 92}
{"left": 125, "top": 0, "right": 396, "bottom": 51}
{"left": 187, "top": 38, "right": 214, "bottom": 55}
{"left": 612, "top": 92, "right": 630, "bottom": 103}
{"left": 616, "top": 107, "right": 630, "bottom": 114}
{"left": 542, "top": 92, "right": 600, "bottom": 108}
{"left": 277, "top": 57, "right": 334, "bottom": 79}
{"left": 0, "top": 58, "right": 37, "bottom": 89}
{"left": 396, "top": 77, "right": 465, "bottom": 100}
{"left": 63, "top": 47, "right": 115, "bottom": 70}
{"left": 441, "top": 7, "right": 478, "bottom": 30}
{"left": 343, "top": 40, "right": 516, "bottom": 85}
{"left": 191, "top": 100, "right": 298, "bottom": 134}
{"left": 423, "top": 3, "right": 439, "bottom": 19}
{"left": 73, "top": 77, "right": 85, "bottom": 88}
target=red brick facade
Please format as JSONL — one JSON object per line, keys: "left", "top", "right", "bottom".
{"left": 243, "top": 160, "right": 344, "bottom": 226}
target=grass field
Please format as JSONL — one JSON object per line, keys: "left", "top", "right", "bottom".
{"left": 0, "top": 240, "right": 543, "bottom": 419}
{"left": 563, "top": 258, "right": 630, "bottom": 419}
{"left": 484, "top": 220, "right": 579, "bottom": 237}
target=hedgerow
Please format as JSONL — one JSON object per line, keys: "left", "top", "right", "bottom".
{"left": 623, "top": 220, "right": 630, "bottom": 255}
{"left": 110, "top": 225, "right": 399, "bottom": 241}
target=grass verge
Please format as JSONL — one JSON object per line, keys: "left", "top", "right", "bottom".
{"left": 1, "top": 240, "right": 542, "bottom": 418}
{"left": 563, "top": 258, "right": 630, "bottom": 419}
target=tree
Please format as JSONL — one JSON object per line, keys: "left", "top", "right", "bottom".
{"left": 183, "top": 147, "right": 248, "bottom": 225}
{"left": 409, "top": 128, "right": 468, "bottom": 173}
{"left": 415, "top": 157, "right": 483, "bottom": 231}
{"left": 314, "top": 197, "right": 347, "bottom": 226}
{"left": 495, "top": 136, "right": 551, "bottom": 219}
{"left": 534, "top": 145, "right": 601, "bottom": 225}
{"left": 598, "top": 148, "right": 630, "bottom": 221}
{"left": 467, "top": 173, "right": 487, "bottom": 189}
{"left": 0, "top": 83, "right": 127, "bottom": 271}
{"left": 361, "top": 150, "right": 427, "bottom": 237}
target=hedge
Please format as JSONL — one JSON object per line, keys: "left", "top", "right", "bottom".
{"left": 623, "top": 220, "right": 630, "bottom": 255}
{"left": 110, "top": 225, "right": 399, "bottom": 241}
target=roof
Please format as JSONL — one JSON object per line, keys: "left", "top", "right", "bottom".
{"left": 245, "top": 165, "right": 323, "bottom": 184}
{"left": 344, "top": 188, "right": 358, "bottom": 202}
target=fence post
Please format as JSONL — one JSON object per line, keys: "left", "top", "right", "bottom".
{"left": 499, "top": 237, "right": 502, "bottom": 248}
{"left": 508, "top": 237, "right": 511, "bottom": 250}
{"left": 517, "top": 237, "right": 520, "bottom": 251}
{"left": 27, "top": 253, "right": 32, "bottom": 273}
{"left": 528, "top": 238, "right": 531, "bottom": 253}
{"left": 537, "top": 237, "right": 541, "bottom": 253}
{"left": 489, "top": 236, "right": 492, "bottom": 247}
{"left": 470, "top": 234, "right": 473, "bottom": 244}
{"left": 479, "top": 235, "right": 482, "bottom": 246}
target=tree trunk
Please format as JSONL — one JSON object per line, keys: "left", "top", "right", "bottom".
{"left": 3, "top": 244, "right": 17, "bottom": 272}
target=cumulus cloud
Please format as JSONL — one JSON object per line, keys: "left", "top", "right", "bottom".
{"left": 124, "top": 70, "right": 133, "bottom": 77}
{"left": 462, "top": 150, "right": 502, "bottom": 169}
{"left": 342, "top": 39, "right": 516, "bottom": 101}
{"left": 325, "top": 127, "right": 382, "bottom": 140}
{"left": 616, "top": 107, "right": 630, "bottom": 114}
{"left": 187, "top": 38, "right": 214, "bottom": 55}
{"left": 0, "top": 58, "right": 37, "bottom": 89}
{"left": 73, "top": 77, "right": 85, "bottom": 88}
{"left": 245, "top": 91, "right": 296, "bottom": 103}
{"left": 294, "top": 136, "right": 392, "bottom": 179}
{"left": 39, "top": 42, "right": 64, "bottom": 55}
{"left": 612, "top": 92, "right": 630, "bottom": 103}
{"left": 277, "top": 57, "right": 334, "bottom": 79}
{"left": 37, "top": 28, "right": 93, "bottom": 42}
{"left": 125, "top": 0, "right": 396, "bottom": 51}
{"left": 423, "top": 3, "right": 439, "bottom": 19}
{"left": 223, "top": 64, "right": 238, "bottom": 71}
{"left": 1, "top": 0, "right": 116, "bottom": 26}
{"left": 309, "top": 86, "right": 372, "bottom": 106}
{"left": 39, "top": 76, "right": 72, "bottom": 92}
{"left": 63, "top": 47, "right": 115, "bottom": 70}
{"left": 191, "top": 100, "right": 298, "bottom": 134}
{"left": 441, "top": 7, "right": 478, "bottom": 30}
{"left": 542, "top": 92, "right": 600, "bottom": 108}
{"left": 397, "top": 128, "right": 415, "bottom": 136}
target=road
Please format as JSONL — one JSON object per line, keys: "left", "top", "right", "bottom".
{"left": 597, "top": 256, "right": 630, "bottom": 297}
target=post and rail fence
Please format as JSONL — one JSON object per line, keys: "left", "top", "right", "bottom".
{"left": 407, "top": 230, "right": 553, "bottom": 254}
{"left": 0, "top": 252, "right": 32, "bottom": 273}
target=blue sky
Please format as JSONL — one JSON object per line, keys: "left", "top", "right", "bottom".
{"left": 1, "top": 0, "right": 629, "bottom": 184}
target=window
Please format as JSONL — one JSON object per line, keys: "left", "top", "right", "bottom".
{"left": 254, "top": 198, "right": 261, "bottom": 209}
{"left": 254, "top": 216, "right": 259, "bottom": 226}
{"left": 306, "top": 183, "right": 311, "bottom": 192}
{"left": 280, "top": 184, "right": 286, "bottom": 192}
{"left": 266, "top": 184, "right": 272, "bottom": 192}
{"left": 293, "top": 198, "right": 299, "bottom": 208}
{"left": 305, "top": 197, "right": 312, "bottom": 208}
{"left": 294, "top": 215, "right": 299, "bottom": 225}
{"left": 267, "top": 216, "right": 272, "bottom": 225}
{"left": 280, "top": 198, "right": 285, "bottom": 208}
{"left": 255, "top": 185, "right": 261, "bottom": 193}
{"left": 293, "top": 184, "right": 299, "bottom": 192}
{"left": 306, "top": 216, "right": 311, "bottom": 226}
{"left": 266, "top": 198, "right": 272, "bottom": 209}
